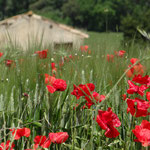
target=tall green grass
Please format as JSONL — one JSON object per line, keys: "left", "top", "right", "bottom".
{"left": 0, "top": 32, "right": 150, "bottom": 149}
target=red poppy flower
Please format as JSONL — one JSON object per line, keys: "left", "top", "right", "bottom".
{"left": 49, "top": 132, "right": 69, "bottom": 144}
{"left": 80, "top": 46, "right": 84, "bottom": 51}
{"left": 85, "top": 102, "right": 93, "bottom": 109}
{"left": 51, "top": 62, "right": 56, "bottom": 69}
{"left": 84, "top": 45, "right": 89, "bottom": 51}
{"left": 93, "top": 92, "right": 105, "bottom": 102}
{"left": 126, "top": 98, "right": 150, "bottom": 117}
{"left": 118, "top": 50, "right": 125, "bottom": 57}
{"left": 147, "top": 77, "right": 150, "bottom": 86}
{"left": 71, "top": 83, "right": 95, "bottom": 99}
{"left": 146, "top": 92, "right": 150, "bottom": 102}
{"left": 114, "top": 50, "right": 126, "bottom": 57}
{"left": 122, "top": 94, "right": 127, "bottom": 101}
{"left": 126, "top": 68, "right": 134, "bottom": 78}
{"left": 114, "top": 51, "right": 118, "bottom": 56}
{"left": 130, "top": 58, "right": 139, "bottom": 65}
{"left": 126, "top": 58, "right": 145, "bottom": 78}
{"left": 80, "top": 45, "right": 89, "bottom": 52}
{"left": 126, "top": 64, "right": 135, "bottom": 77}
{"left": 84, "top": 92, "right": 105, "bottom": 108}
{"left": 88, "top": 50, "right": 91, "bottom": 54}
{"left": 5, "top": 60, "right": 13, "bottom": 67}
{"left": 45, "top": 74, "right": 56, "bottom": 85}
{"left": 132, "top": 120, "right": 150, "bottom": 147}
{"left": 107, "top": 54, "right": 114, "bottom": 62}
{"left": 133, "top": 64, "right": 144, "bottom": 75}
{"left": 69, "top": 55, "right": 73, "bottom": 59}
{"left": 96, "top": 108, "right": 121, "bottom": 138}
{"left": 128, "top": 64, "right": 135, "bottom": 74}
{"left": 0, "top": 52, "right": 3, "bottom": 58}
{"left": 35, "top": 49, "right": 48, "bottom": 59}
{"left": 84, "top": 92, "right": 101, "bottom": 103}
{"left": 0, "top": 140, "right": 15, "bottom": 150}
{"left": 51, "top": 63, "right": 57, "bottom": 77}
{"left": 46, "top": 74, "right": 67, "bottom": 93}
{"left": 127, "top": 80, "right": 148, "bottom": 96}
{"left": 34, "top": 135, "right": 51, "bottom": 148}
{"left": 132, "top": 74, "right": 149, "bottom": 85}
{"left": 10, "top": 128, "right": 30, "bottom": 140}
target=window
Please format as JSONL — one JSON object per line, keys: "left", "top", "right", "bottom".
{"left": 54, "top": 42, "right": 73, "bottom": 50}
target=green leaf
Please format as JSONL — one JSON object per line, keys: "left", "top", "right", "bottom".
{"left": 32, "top": 122, "right": 42, "bottom": 127}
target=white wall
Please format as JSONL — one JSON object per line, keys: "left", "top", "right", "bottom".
{"left": 0, "top": 15, "right": 84, "bottom": 50}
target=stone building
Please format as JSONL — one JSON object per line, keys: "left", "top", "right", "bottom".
{"left": 0, "top": 11, "right": 89, "bottom": 50}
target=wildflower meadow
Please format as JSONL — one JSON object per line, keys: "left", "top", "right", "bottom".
{"left": 0, "top": 32, "right": 150, "bottom": 150}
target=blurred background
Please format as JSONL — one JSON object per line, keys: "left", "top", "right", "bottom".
{"left": 0, "top": 0, "right": 150, "bottom": 42}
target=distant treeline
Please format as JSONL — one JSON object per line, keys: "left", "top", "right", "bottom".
{"left": 0, "top": 0, "right": 150, "bottom": 40}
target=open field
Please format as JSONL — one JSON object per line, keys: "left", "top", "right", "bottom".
{"left": 0, "top": 32, "right": 150, "bottom": 149}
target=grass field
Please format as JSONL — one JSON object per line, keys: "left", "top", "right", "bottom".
{"left": 0, "top": 32, "right": 150, "bottom": 149}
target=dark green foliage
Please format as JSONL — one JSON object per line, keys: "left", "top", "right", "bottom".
{"left": 0, "top": 0, "right": 150, "bottom": 40}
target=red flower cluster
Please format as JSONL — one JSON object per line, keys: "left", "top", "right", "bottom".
{"left": 59, "top": 55, "right": 75, "bottom": 68}
{"left": 0, "top": 140, "right": 15, "bottom": 150}
{"left": 96, "top": 108, "right": 121, "bottom": 138}
{"left": 10, "top": 128, "right": 30, "bottom": 140}
{"left": 132, "top": 120, "right": 150, "bottom": 147}
{"left": 35, "top": 49, "right": 48, "bottom": 59}
{"left": 124, "top": 74, "right": 150, "bottom": 117}
{"left": 71, "top": 83, "right": 95, "bottom": 99}
{"left": 33, "top": 132, "right": 69, "bottom": 149}
{"left": 127, "top": 80, "right": 148, "bottom": 96}
{"left": 126, "top": 98, "right": 150, "bottom": 117}
{"left": 107, "top": 54, "right": 114, "bottom": 62}
{"left": 85, "top": 92, "right": 106, "bottom": 108}
{"left": 126, "top": 58, "right": 145, "bottom": 78}
{"left": 0, "top": 127, "right": 69, "bottom": 149}
{"left": 80, "top": 45, "right": 89, "bottom": 52}
{"left": 71, "top": 83, "right": 105, "bottom": 109}
{"left": 114, "top": 50, "right": 126, "bottom": 57}
{"left": 72, "top": 83, "right": 120, "bottom": 138}
{"left": 132, "top": 74, "right": 150, "bottom": 85}
{"left": 45, "top": 74, "right": 67, "bottom": 93}
{"left": 107, "top": 50, "right": 126, "bottom": 62}
{"left": 30, "top": 132, "right": 69, "bottom": 149}
{"left": 0, "top": 127, "right": 30, "bottom": 149}
{"left": 123, "top": 74, "right": 150, "bottom": 146}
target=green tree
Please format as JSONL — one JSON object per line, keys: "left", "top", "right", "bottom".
{"left": 62, "top": 0, "right": 82, "bottom": 27}
{"left": 0, "top": 0, "right": 7, "bottom": 19}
